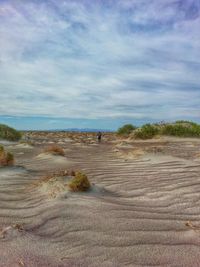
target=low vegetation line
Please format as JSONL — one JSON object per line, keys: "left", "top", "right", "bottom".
{"left": 117, "top": 121, "right": 200, "bottom": 139}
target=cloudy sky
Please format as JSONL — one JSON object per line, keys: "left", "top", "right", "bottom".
{"left": 0, "top": 0, "right": 200, "bottom": 130}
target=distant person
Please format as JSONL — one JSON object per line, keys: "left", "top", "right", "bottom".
{"left": 97, "top": 131, "right": 102, "bottom": 143}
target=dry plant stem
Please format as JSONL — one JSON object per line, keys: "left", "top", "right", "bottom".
{"left": 185, "top": 221, "right": 200, "bottom": 232}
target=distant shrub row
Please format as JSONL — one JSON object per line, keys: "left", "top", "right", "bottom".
{"left": 0, "top": 124, "right": 22, "bottom": 141}
{"left": 117, "top": 121, "right": 200, "bottom": 139}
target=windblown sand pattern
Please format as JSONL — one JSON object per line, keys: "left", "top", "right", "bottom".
{"left": 1, "top": 134, "right": 200, "bottom": 266}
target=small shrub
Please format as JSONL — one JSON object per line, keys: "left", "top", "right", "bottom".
{"left": 0, "top": 145, "right": 4, "bottom": 154}
{"left": 0, "top": 145, "right": 5, "bottom": 165}
{"left": 0, "top": 124, "right": 22, "bottom": 141}
{"left": 70, "top": 170, "right": 76, "bottom": 176}
{"left": 44, "top": 145, "right": 65, "bottom": 156}
{"left": 117, "top": 124, "right": 137, "bottom": 135}
{"left": 68, "top": 172, "right": 91, "bottom": 192}
{"left": 0, "top": 150, "right": 14, "bottom": 166}
{"left": 6, "top": 152, "right": 14, "bottom": 165}
{"left": 134, "top": 124, "right": 159, "bottom": 139}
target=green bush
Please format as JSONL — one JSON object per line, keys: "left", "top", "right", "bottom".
{"left": 117, "top": 124, "right": 137, "bottom": 135}
{"left": 175, "top": 120, "right": 198, "bottom": 127}
{"left": 134, "top": 124, "right": 159, "bottom": 139}
{"left": 0, "top": 124, "right": 22, "bottom": 141}
{"left": 68, "top": 172, "right": 91, "bottom": 192}
{"left": 119, "top": 121, "right": 200, "bottom": 139}
{"left": 161, "top": 123, "right": 200, "bottom": 137}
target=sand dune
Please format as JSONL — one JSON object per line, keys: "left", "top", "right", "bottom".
{"left": 1, "top": 135, "right": 200, "bottom": 266}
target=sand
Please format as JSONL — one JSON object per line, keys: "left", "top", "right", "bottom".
{"left": 0, "top": 134, "right": 200, "bottom": 266}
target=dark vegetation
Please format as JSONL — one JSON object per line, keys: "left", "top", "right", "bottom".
{"left": 134, "top": 124, "right": 159, "bottom": 139}
{"left": 117, "top": 124, "right": 137, "bottom": 135}
{"left": 161, "top": 122, "right": 200, "bottom": 137}
{"left": 117, "top": 121, "right": 200, "bottom": 139}
{"left": 0, "top": 124, "right": 21, "bottom": 141}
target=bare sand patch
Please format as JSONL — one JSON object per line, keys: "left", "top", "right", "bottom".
{"left": 35, "top": 171, "right": 106, "bottom": 200}
{"left": 115, "top": 148, "right": 145, "bottom": 160}
{"left": 36, "top": 153, "right": 69, "bottom": 165}
{"left": 37, "top": 175, "right": 70, "bottom": 199}
{"left": 15, "top": 143, "right": 34, "bottom": 149}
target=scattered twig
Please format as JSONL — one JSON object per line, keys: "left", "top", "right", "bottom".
{"left": 185, "top": 221, "right": 200, "bottom": 231}
{"left": 18, "top": 259, "right": 25, "bottom": 266}
{"left": 0, "top": 226, "right": 12, "bottom": 239}
{"left": 0, "top": 223, "right": 25, "bottom": 239}
{"left": 60, "top": 256, "right": 70, "bottom": 261}
{"left": 13, "top": 223, "right": 24, "bottom": 232}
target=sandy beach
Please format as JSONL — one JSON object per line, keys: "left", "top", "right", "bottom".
{"left": 0, "top": 133, "right": 200, "bottom": 266}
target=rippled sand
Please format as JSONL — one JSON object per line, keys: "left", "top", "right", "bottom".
{"left": 1, "top": 134, "right": 200, "bottom": 266}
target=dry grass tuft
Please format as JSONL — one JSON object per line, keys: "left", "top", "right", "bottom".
{"left": 0, "top": 145, "right": 4, "bottom": 153}
{"left": 44, "top": 144, "right": 65, "bottom": 156}
{"left": 68, "top": 171, "right": 91, "bottom": 192}
{"left": 0, "top": 146, "right": 14, "bottom": 166}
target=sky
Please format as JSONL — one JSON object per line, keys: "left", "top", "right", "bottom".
{"left": 0, "top": 0, "right": 200, "bottom": 130}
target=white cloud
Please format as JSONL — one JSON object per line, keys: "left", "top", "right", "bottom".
{"left": 0, "top": 0, "right": 200, "bottom": 122}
